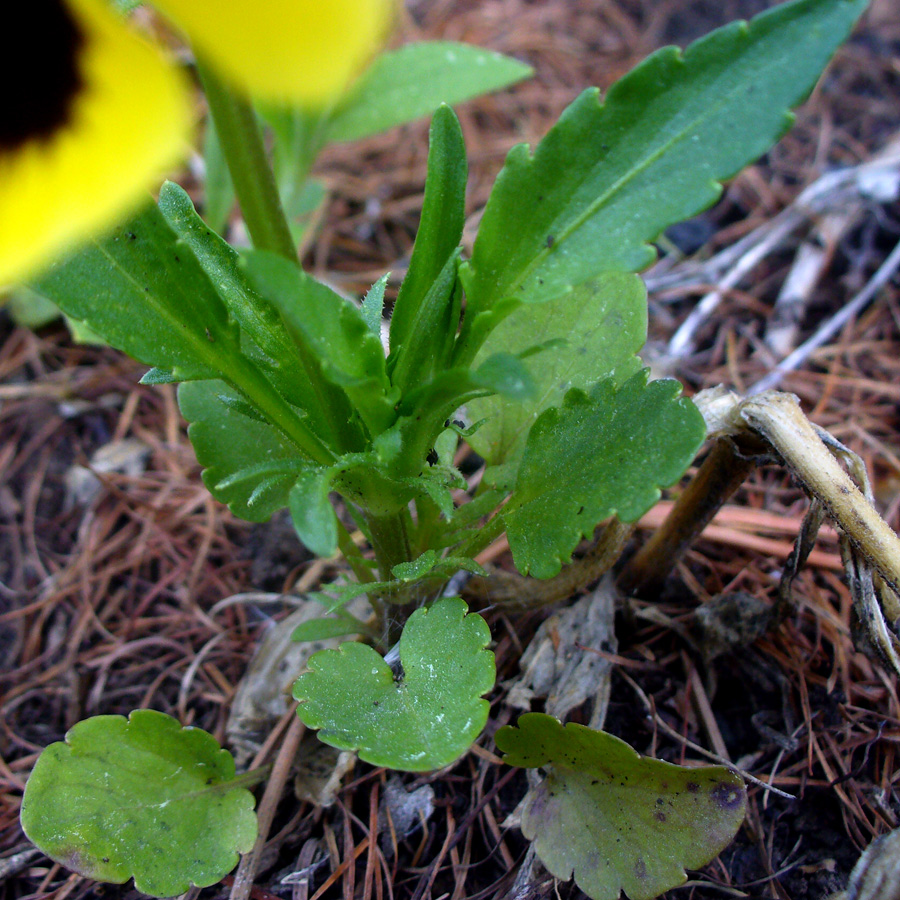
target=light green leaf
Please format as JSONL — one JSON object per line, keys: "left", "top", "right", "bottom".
{"left": 3, "top": 286, "right": 61, "bottom": 329}
{"left": 389, "top": 105, "right": 467, "bottom": 387}
{"left": 496, "top": 714, "right": 746, "bottom": 900}
{"left": 504, "top": 371, "right": 705, "bottom": 578}
{"left": 20, "top": 710, "right": 257, "bottom": 898}
{"left": 179, "top": 380, "right": 310, "bottom": 522}
{"left": 294, "top": 597, "right": 494, "bottom": 771}
{"left": 325, "top": 42, "right": 532, "bottom": 143}
{"left": 468, "top": 274, "right": 646, "bottom": 468}
{"left": 362, "top": 273, "right": 389, "bottom": 336}
{"left": 288, "top": 467, "right": 338, "bottom": 557}
{"left": 458, "top": 0, "right": 868, "bottom": 354}
{"left": 32, "top": 201, "right": 240, "bottom": 382}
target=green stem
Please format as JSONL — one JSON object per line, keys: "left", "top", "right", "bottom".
{"left": 198, "top": 60, "right": 299, "bottom": 264}
{"left": 366, "top": 511, "right": 413, "bottom": 585}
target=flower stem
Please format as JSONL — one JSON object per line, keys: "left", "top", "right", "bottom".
{"left": 198, "top": 60, "right": 299, "bottom": 264}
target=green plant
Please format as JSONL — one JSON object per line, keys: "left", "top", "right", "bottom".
{"left": 17, "top": 0, "right": 871, "bottom": 897}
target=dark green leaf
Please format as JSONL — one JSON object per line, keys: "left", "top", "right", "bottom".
{"left": 158, "top": 182, "right": 325, "bottom": 419}
{"left": 504, "top": 371, "right": 705, "bottom": 577}
{"left": 325, "top": 42, "right": 532, "bottom": 143}
{"left": 179, "top": 380, "right": 310, "bottom": 522}
{"left": 390, "top": 550, "right": 487, "bottom": 582}
{"left": 458, "top": 0, "right": 867, "bottom": 354}
{"left": 389, "top": 105, "right": 467, "bottom": 385}
{"left": 288, "top": 467, "right": 338, "bottom": 557}
{"left": 243, "top": 252, "right": 396, "bottom": 437}
{"left": 33, "top": 201, "right": 240, "bottom": 382}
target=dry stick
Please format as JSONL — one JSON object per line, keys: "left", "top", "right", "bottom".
{"left": 739, "top": 392, "right": 900, "bottom": 596}
{"left": 764, "top": 209, "right": 859, "bottom": 358}
{"left": 749, "top": 237, "right": 900, "bottom": 394}
{"left": 230, "top": 714, "right": 306, "bottom": 900}
{"left": 667, "top": 211, "right": 801, "bottom": 358}
{"left": 664, "top": 140, "right": 900, "bottom": 360}
{"left": 619, "top": 437, "right": 758, "bottom": 597}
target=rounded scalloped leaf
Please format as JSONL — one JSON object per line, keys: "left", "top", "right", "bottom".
{"left": 496, "top": 713, "right": 746, "bottom": 900}
{"left": 20, "top": 710, "right": 257, "bottom": 897}
{"left": 503, "top": 371, "right": 706, "bottom": 579}
{"left": 293, "top": 597, "right": 494, "bottom": 771}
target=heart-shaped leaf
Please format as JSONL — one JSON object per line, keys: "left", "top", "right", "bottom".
{"left": 293, "top": 597, "right": 494, "bottom": 771}
{"left": 496, "top": 714, "right": 746, "bottom": 900}
{"left": 20, "top": 710, "right": 257, "bottom": 897}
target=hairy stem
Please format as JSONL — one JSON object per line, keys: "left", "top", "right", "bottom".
{"left": 464, "top": 518, "right": 633, "bottom": 609}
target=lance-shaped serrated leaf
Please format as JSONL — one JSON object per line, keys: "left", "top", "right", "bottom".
{"left": 293, "top": 597, "right": 494, "bottom": 771}
{"left": 325, "top": 42, "right": 532, "bottom": 144}
{"left": 158, "top": 182, "right": 325, "bottom": 419}
{"left": 389, "top": 105, "right": 466, "bottom": 388}
{"left": 179, "top": 379, "right": 312, "bottom": 522}
{"left": 457, "top": 0, "right": 867, "bottom": 353}
{"left": 20, "top": 710, "right": 257, "bottom": 898}
{"left": 504, "top": 371, "right": 704, "bottom": 578}
{"left": 243, "top": 251, "right": 396, "bottom": 437}
{"left": 496, "top": 714, "right": 746, "bottom": 900}
{"left": 468, "top": 273, "right": 646, "bottom": 469}
{"left": 32, "top": 201, "right": 241, "bottom": 382}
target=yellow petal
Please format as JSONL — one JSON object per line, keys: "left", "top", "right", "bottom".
{"left": 152, "top": 0, "right": 396, "bottom": 104}
{"left": 0, "top": 0, "right": 191, "bottom": 287}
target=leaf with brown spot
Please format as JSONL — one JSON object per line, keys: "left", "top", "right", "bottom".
{"left": 496, "top": 713, "right": 746, "bottom": 900}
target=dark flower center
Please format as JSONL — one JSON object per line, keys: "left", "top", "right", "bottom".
{"left": 1, "top": 0, "right": 86, "bottom": 152}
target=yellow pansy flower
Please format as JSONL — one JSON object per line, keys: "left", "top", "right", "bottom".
{"left": 0, "top": 0, "right": 189, "bottom": 287}
{"left": 154, "top": 0, "right": 396, "bottom": 105}
{"left": 1, "top": 0, "right": 395, "bottom": 287}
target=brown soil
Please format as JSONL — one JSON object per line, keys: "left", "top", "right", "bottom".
{"left": 3, "top": 2, "right": 900, "bottom": 899}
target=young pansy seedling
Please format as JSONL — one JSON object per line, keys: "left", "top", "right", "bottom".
{"left": 16, "top": 0, "right": 875, "bottom": 894}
